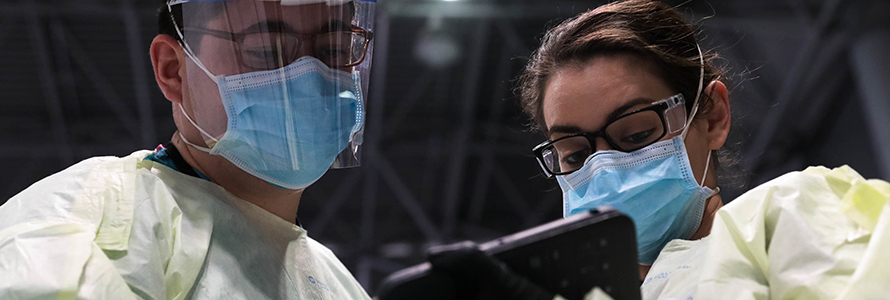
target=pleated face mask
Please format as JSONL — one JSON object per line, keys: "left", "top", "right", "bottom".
{"left": 557, "top": 135, "right": 716, "bottom": 265}
{"left": 180, "top": 56, "right": 364, "bottom": 190}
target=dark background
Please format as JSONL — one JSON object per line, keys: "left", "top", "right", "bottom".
{"left": 2, "top": 0, "right": 889, "bottom": 295}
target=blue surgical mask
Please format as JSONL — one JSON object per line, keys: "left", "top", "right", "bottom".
{"left": 179, "top": 56, "right": 364, "bottom": 190}
{"left": 557, "top": 136, "right": 716, "bottom": 265}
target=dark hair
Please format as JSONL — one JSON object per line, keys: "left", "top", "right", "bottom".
{"left": 518, "top": 0, "right": 745, "bottom": 190}
{"left": 158, "top": 2, "right": 231, "bottom": 55}
{"left": 519, "top": 0, "right": 726, "bottom": 131}
{"left": 157, "top": 1, "right": 183, "bottom": 42}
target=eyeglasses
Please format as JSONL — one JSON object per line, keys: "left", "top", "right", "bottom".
{"left": 184, "top": 25, "right": 373, "bottom": 70}
{"left": 532, "top": 94, "right": 688, "bottom": 177}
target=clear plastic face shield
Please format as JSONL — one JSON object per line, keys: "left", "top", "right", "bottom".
{"left": 167, "top": 0, "right": 375, "bottom": 189}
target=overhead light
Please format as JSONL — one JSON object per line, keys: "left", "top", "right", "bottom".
{"left": 414, "top": 15, "right": 462, "bottom": 69}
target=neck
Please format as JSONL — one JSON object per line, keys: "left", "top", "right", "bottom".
{"left": 171, "top": 132, "right": 303, "bottom": 223}
{"left": 639, "top": 265, "right": 650, "bottom": 281}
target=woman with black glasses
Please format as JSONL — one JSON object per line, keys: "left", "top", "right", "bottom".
{"left": 517, "top": 0, "right": 890, "bottom": 299}
{"left": 429, "top": 0, "right": 890, "bottom": 299}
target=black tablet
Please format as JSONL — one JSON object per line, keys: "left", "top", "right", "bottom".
{"left": 376, "top": 207, "right": 641, "bottom": 300}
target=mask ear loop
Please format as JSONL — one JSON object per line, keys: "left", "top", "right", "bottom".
{"left": 682, "top": 44, "right": 715, "bottom": 191}
{"left": 681, "top": 44, "right": 706, "bottom": 139}
{"left": 178, "top": 103, "right": 219, "bottom": 151}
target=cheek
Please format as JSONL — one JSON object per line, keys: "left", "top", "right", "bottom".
{"left": 184, "top": 63, "right": 229, "bottom": 136}
{"left": 199, "top": 37, "right": 244, "bottom": 76}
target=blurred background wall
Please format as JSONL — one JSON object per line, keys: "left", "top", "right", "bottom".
{"left": 1, "top": 0, "right": 889, "bottom": 295}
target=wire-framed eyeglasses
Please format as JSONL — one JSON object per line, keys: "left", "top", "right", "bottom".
{"left": 532, "top": 94, "right": 689, "bottom": 177}
{"left": 184, "top": 25, "right": 373, "bottom": 70}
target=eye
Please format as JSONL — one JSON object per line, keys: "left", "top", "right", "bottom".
{"left": 315, "top": 32, "right": 358, "bottom": 64}
{"left": 620, "top": 128, "right": 656, "bottom": 145}
{"left": 245, "top": 48, "right": 281, "bottom": 59}
{"left": 561, "top": 149, "right": 592, "bottom": 167}
{"left": 316, "top": 47, "right": 349, "bottom": 58}
{"left": 241, "top": 48, "right": 287, "bottom": 69}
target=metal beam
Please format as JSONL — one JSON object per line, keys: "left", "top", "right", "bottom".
{"left": 441, "top": 21, "right": 489, "bottom": 240}
{"left": 851, "top": 31, "right": 890, "bottom": 180}
{"left": 360, "top": 158, "right": 379, "bottom": 250}
{"left": 0, "top": 3, "right": 123, "bottom": 17}
{"left": 25, "top": 0, "right": 74, "bottom": 165}
{"left": 492, "top": 163, "right": 534, "bottom": 228}
{"left": 59, "top": 25, "right": 141, "bottom": 140}
{"left": 785, "top": 0, "right": 814, "bottom": 28}
{"left": 496, "top": 20, "right": 530, "bottom": 56}
{"left": 49, "top": 19, "right": 83, "bottom": 120}
{"left": 743, "top": 0, "right": 844, "bottom": 175}
{"left": 0, "top": 19, "right": 14, "bottom": 51}
{"left": 747, "top": 30, "right": 850, "bottom": 181}
{"left": 122, "top": 0, "right": 157, "bottom": 147}
{"left": 358, "top": 9, "right": 391, "bottom": 257}
{"left": 380, "top": 70, "right": 433, "bottom": 139}
{"left": 373, "top": 150, "right": 442, "bottom": 243}
{"left": 791, "top": 33, "right": 850, "bottom": 142}
{"left": 469, "top": 27, "right": 520, "bottom": 224}
{"left": 306, "top": 171, "right": 362, "bottom": 236}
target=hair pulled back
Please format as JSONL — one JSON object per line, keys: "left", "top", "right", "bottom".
{"left": 518, "top": 0, "right": 726, "bottom": 133}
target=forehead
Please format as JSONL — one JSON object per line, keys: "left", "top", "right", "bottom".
{"left": 541, "top": 54, "right": 675, "bottom": 134}
{"left": 195, "top": 2, "right": 353, "bottom": 32}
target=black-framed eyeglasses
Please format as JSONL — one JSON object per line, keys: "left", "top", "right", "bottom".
{"left": 184, "top": 25, "right": 374, "bottom": 70}
{"left": 532, "top": 94, "right": 688, "bottom": 177}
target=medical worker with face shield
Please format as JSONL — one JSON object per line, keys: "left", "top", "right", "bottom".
{"left": 0, "top": 0, "right": 376, "bottom": 299}
{"left": 429, "top": 1, "right": 890, "bottom": 299}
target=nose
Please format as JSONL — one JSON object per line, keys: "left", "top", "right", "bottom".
{"left": 295, "top": 38, "right": 315, "bottom": 60}
{"left": 593, "top": 136, "right": 613, "bottom": 152}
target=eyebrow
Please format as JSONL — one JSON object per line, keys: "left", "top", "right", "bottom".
{"left": 243, "top": 20, "right": 295, "bottom": 34}
{"left": 546, "top": 97, "right": 656, "bottom": 137}
{"left": 606, "top": 97, "right": 657, "bottom": 123}
{"left": 320, "top": 20, "right": 351, "bottom": 33}
{"left": 548, "top": 125, "right": 584, "bottom": 136}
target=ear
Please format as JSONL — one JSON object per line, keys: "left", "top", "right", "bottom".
{"left": 703, "top": 80, "right": 731, "bottom": 150}
{"left": 150, "top": 34, "right": 186, "bottom": 104}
